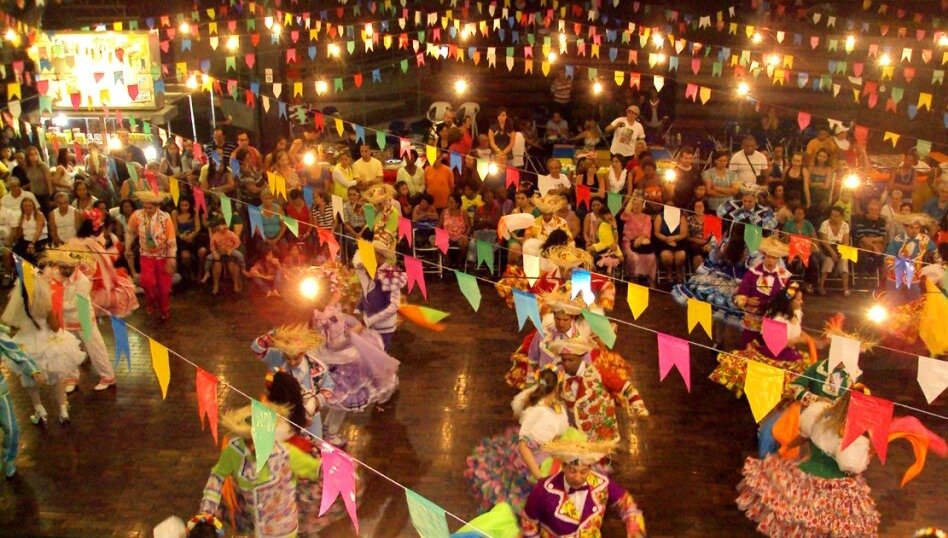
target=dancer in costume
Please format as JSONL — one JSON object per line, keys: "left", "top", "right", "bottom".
{"left": 70, "top": 210, "right": 139, "bottom": 318}
{"left": 1, "top": 279, "right": 85, "bottom": 426}
{"left": 252, "top": 324, "right": 334, "bottom": 439}
{"left": 717, "top": 188, "right": 778, "bottom": 234}
{"left": 466, "top": 369, "right": 571, "bottom": 512}
{"left": 888, "top": 243, "right": 948, "bottom": 357}
{"left": 0, "top": 327, "right": 43, "bottom": 478}
{"left": 672, "top": 223, "right": 749, "bottom": 327}
{"left": 734, "top": 236, "right": 792, "bottom": 347}
{"left": 521, "top": 194, "right": 573, "bottom": 259}
{"left": 363, "top": 182, "right": 400, "bottom": 256}
{"left": 884, "top": 213, "right": 938, "bottom": 299}
{"left": 550, "top": 336, "right": 626, "bottom": 443}
{"left": 352, "top": 251, "right": 406, "bottom": 351}
{"left": 264, "top": 371, "right": 363, "bottom": 535}
{"left": 43, "top": 246, "right": 117, "bottom": 392}
{"left": 199, "top": 402, "right": 303, "bottom": 538}
{"left": 709, "top": 282, "right": 816, "bottom": 397}
{"left": 507, "top": 288, "right": 648, "bottom": 418}
{"left": 124, "top": 190, "right": 176, "bottom": 321}
{"left": 521, "top": 436, "right": 646, "bottom": 537}
{"left": 310, "top": 266, "right": 400, "bottom": 447}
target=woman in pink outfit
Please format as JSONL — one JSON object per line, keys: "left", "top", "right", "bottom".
{"left": 620, "top": 191, "right": 656, "bottom": 285}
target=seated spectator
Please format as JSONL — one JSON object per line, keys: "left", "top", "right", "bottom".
{"left": 818, "top": 206, "right": 851, "bottom": 297}
{"left": 331, "top": 149, "right": 356, "bottom": 199}
{"left": 284, "top": 188, "right": 314, "bottom": 245}
{"left": 72, "top": 180, "right": 98, "bottom": 212}
{"left": 586, "top": 201, "right": 622, "bottom": 275}
{"left": 783, "top": 206, "right": 822, "bottom": 291}
{"left": 881, "top": 187, "right": 906, "bottom": 238}
{"left": 206, "top": 217, "right": 244, "bottom": 295}
{"left": 851, "top": 199, "right": 888, "bottom": 285}
{"left": 922, "top": 181, "right": 948, "bottom": 223}
{"left": 235, "top": 147, "right": 266, "bottom": 205}
{"left": 641, "top": 89, "right": 669, "bottom": 141}
{"left": 231, "top": 131, "right": 263, "bottom": 168}
{"left": 264, "top": 137, "right": 289, "bottom": 170}
{"left": 270, "top": 150, "right": 302, "bottom": 192}
{"left": 470, "top": 189, "right": 502, "bottom": 263}
{"left": 199, "top": 150, "right": 237, "bottom": 196}
{"left": 718, "top": 189, "right": 778, "bottom": 233}
{"left": 539, "top": 158, "right": 573, "bottom": 197}
{"left": 574, "top": 157, "right": 605, "bottom": 199}
{"left": 653, "top": 203, "right": 689, "bottom": 283}
{"left": 703, "top": 149, "right": 740, "bottom": 212}
{"left": 606, "top": 155, "right": 628, "bottom": 195}
{"left": 685, "top": 199, "right": 713, "bottom": 270}
{"left": 11, "top": 197, "right": 47, "bottom": 264}
{"left": 172, "top": 197, "right": 207, "bottom": 283}
{"left": 832, "top": 187, "right": 855, "bottom": 223}
{"left": 342, "top": 185, "right": 367, "bottom": 256}
{"left": 571, "top": 118, "right": 603, "bottom": 151}
{"left": 472, "top": 134, "right": 493, "bottom": 160}
{"left": 620, "top": 193, "right": 656, "bottom": 284}
{"left": 411, "top": 193, "right": 439, "bottom": 247}
{"left": 394, "top": 181, "right": 413, "bottom": 217}
{"left": 396, "top": 150, "right": 425, "bottom": 196}
{"left": 766, "top": 181, "right": 793, "bottom": 224}
{"left": 460, "top": 183, "right": 483, "bottom": 220}
{"left": 246, "top": 245, "right": 283, "bottom": 297}
{"left": 582, "top": 197, "right": 605, "bottom": 247}
{"left": 47, "top": 191, "right": 80, "bottom": 246}
{"left": 352, "top": 144, "right": 383, "bottom": 187}
{"left": 424, "top": 151, "right": 455, "bottom": 210}
{"left": 633, "top": 158, "right": 664, "bottom": 210}
{"left": 438, "top": 193, "right": 471, "bottom": 267}
{"left": 1, "top": 177, "right": 38, "bottom": 217}
{"left": 545, "top": 111, "right": 570, "bottom": 141}
{"left": 254, "top": 190, "right": 286, "bottom": 259}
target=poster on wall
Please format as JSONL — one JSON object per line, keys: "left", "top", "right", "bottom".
{"left": 29, "top": 31, "right": 161, "bottom": 110}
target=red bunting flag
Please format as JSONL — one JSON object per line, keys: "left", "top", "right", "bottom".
{"left": 127, "top": 84, "right": 139, "bottom": 101}
{"left": 797, "top": 112, "right": 811, "bottom": 131}
{"left": 842, "top": 391, "right": 895, "bottom": 464}
{"left": 397, "top": 216, "right": 413, "bottom": 247}
{"left": 316, "top": 228, "right": 340, "bottom": 260}
{"left": 657, "top": 333, "right": 691, "bottom": 392}
{"left": 788, "top": 234, "right": 811, "bottom": 266}
{"left": 505, "top": 167, "right": 520, "bottom": 189}
{"left": 575, "top": 184, "right": 591, "bottom": 210}
{"left": 195, "top": 368, "right": 219, "bottom": 445}
{"left": 703, "top": 214, "right": 722, "bottom": 242}
{"left": 353, "top": 73, "right": 363, "bottom": 88}
{"left": 245, "top": 53, "right": 256, "bottom": 69}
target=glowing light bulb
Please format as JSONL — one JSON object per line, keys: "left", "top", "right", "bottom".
{"left": 736, "top": 81, "right": 750, "bottom": 97}
{"left": 655, "top": 52, "right": 667, "bottom": 64}
{"left": 547, "top": 51, "right": 558, "bottom": 63}
{"left": 302, "top": 151, "right": 316, "bottom": 166}
{"left": 866, "top": 304, "right": 888, "bottom": 324}
{"left": 939, "top": 34, "right": 948, "bottom": 47}
{"left": 364, "top": 23, "right": 374, "bottom": 37}
{"left": 315, "top": 79, "right": 329, "bottom": 95}
{"left": 272, "top": 24, "right": 282, "bottom": 36}
{"left": 844, "top": 35, "right": 855, "bottom": 52}
{"left": 179, "top": 21, "right": 190, "bottom": 34}
{"left": 299, "top": 277, "right": 320, "bottom": 300}
{"left": 52, "top": 114, "right": 68, "bottom": 127}
{"left": 3, "top": 29, "right": 18, "bottom": 43}
{"left": 843, "top": 173, "right": 860, "bottom": 190}
{"left": 663, "top": 169, "right": 677, "bottom": 182}
{"left": 201, "top": 73, "right": 211, "bottom": 85}
{"left": 453, "top": 78, "right": 468, "bottom": 95}
{"left": 144, "top": 146, "right": 158, "bottom": 162}
{"left": 592, "top": 81, "right": 603, "bottom": 95}
{"left": 488, "top": 162, "right": 499, "bottom": 175}
{"left": 226, "top": 35, "right": 238, "bottom": 51}
{"left": 878, "top": 53, "right": 891, "bottom": 66}
{"left": 264, "top": 16, "right": 274, "bottom": 29}
{"left": 328, "top": 43, "right": 341, "bottom": 57}
{"left": 185, "top": 75, "right": 199, "bottom": 90}
{"left": 107, "top": 136, "right": 122, "bottom": 150}
{"left": 460, "top": 29, "right": 471, "bottom": 41}
{"left": 768, "top": 54, "right": 781, "bottom": 66}
{"left": 751, "top": 31, "right": 763, "bottom": 44}
{"left": 651, "top": 32, "right": 664, "bottom": 47}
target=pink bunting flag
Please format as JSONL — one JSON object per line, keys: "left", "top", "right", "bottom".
{"left": 192, "top": 187, "right": 208, "bottom": 217}
{"left": 797, "top": 112, "right": 811, "bottom": 131}
{"left": 127, "top": 83, "right": 139, "bottom": 100}
{"left": 853, "top": 125, "right": 869, "bottom": 144}
{"left": 317, "top": 228, "right": 340, "bottom": 260}
{"left": 397, "top": 216, "right": 413, "bottom": 247}
{"left": 685, "top": 83, "right": 698, "bottom": 101}
{"left": 319, "top": 444, "right": 359, "bottom": 533}
{"left": 505, "top": 167, "right": 520, "bottom": 189}
{"left": 761, "top": 317, "right": 788, "bottom": 356}
{"left": 403, "top": 255, "right": 427, "bottom": 299}
{"left": 73, "top": 142, "right": 84, "bottom": 164}
{"left": 842, "top": 392, "right": 895, "bottom": 464}
{"left": 434, "top": 227, "right": 449, "bottom": 254}
{"left": 245, "top": 53, "right": 256, "bottom": 69}
{"left": 195, "top": 368, "right": 219, "bottom": 445}
{"left": 399, "top": 138, "right": 412, "bottom": 159}
{"left": 657, "top": 333, "right": 691, "bottom": 392}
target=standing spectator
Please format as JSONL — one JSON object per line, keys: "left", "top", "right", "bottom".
{"left": 284, "top": 189, "right": 314, "bottom": 247}
{"left": 572, "top": 119, "right": 603, "bottom": 151}
{"left": 271, "top": 150, "right": 301, "bottom": 192}
{"left": 47, "top": 192, "right": 80, "bottom": 246}
{"left": 438, "top": 193, "right": 471, "bottom": 267}
{"left": 805, "top": 126, "right": 837, "bottom": 168}
{"left": 396, "top": 150, "right": 425, "bottom": 196}
{"left": 230, "top": 131, "right": 262, "bottom": 168}
{"left": 207, "top": 217, "right": 244, "bottom": 295}
{"left": 22, "top": 146, "right": 53, "bottom": 210}
{"left": 264, "top": 137, "right": 289, "bottom": 170}
{"left": 604, "top": 105, "right": 645, "bottom": 160}
{"left": 50, "top": 148, "right": 78, "bottom": 195}
{"left": 124, "top": 191, "right": 176, "bottom": 321}
{"left": 782, "top": 206, "right": 821, "bottom": 291}
{"left": 331, "top": 150, "right": 356, "bottom": 199}
{"left": 549, "top": 68, "right": 573, "bottom": 118}
{"left": 766, "top": 145, "right": 788, "bottom": 184}
{"left": 208, "top": 127, "right": 237, "bottom": 159}
{"left": 671, "top": 147, "right": 700, "bottom": 208}
{"left": 472, "top": 134, "right": 493, "bottom": 160}
{"left": 254, "top": 190, "right": 287, "bottom": 258}
{"left": 817, "top": 206, "right": 851, "bottom": 297}
{"left": 703, "top": 150, "right": 739, "bottom": 212}
{"left": 806, "top": 148, "right": 834, "bottom": 223}
{"left": 728, "top": 136, "right": 768, "bottom": 188}
{"left": 158, "top": 141, "right": 188, "bottom": 181}
{"left": 488, "top": 108, "right": 514, "bottom": 163}
{"left": 424, "top": 151, "right": 455, "bottom": 210}
{"left": 351, "top": 144, "right": 383, "bottom": 187}
{"left": 640, "top": 89, "right": 669, "bottom": 142}
{"left": 782, "top": 152, "right": 809, "bottom": 208}
{"left": 235, "top": 147, "right": 266, "bottom": 205}
{"left": 759, "top": 108, "right": 781, "bottom": 144}
{"left": 118, "top": 130, "right": 147, "bottom": 166}
{"left": 880, "top": 187, "right": 906, "bottom": 239}
{"left": 199, "top": 150, "right": 237, "bottom": 196}
{"left": 83, "top": 142, "right": 112, "bottom": 204}
{"left": 545, "top": 111, "right": 570, "bottom": 141}
{"left": 342, "top": 186, "right": 367, "bottom": 255}
{"left": 606, "top": 155, "right": 628, "bottom": 195}
{"left": 851, "top": 199, "right": 888, "bottom": 286}
{"left": 433, "top": 109, "right": 456, "bottom": 149}
{"left": 685, "top": 199, "right": 712, "bottom": 270}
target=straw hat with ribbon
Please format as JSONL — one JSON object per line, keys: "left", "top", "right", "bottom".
{"left": 220, "top": 402, "right": 290, "bottom": 440}
{"left": 532, "top": 193, "right": 567, "bottom": 214}
{"left": 542, "top": 434, "right": 617, "bottom": 465}
{"left": 759, "top": 235, "right": 790, "bottom": 258}
{"left": 544, "top": 245, "right": 594, "bottom": 271}
{"left": 541, "top": 288, "right": 585, "bottom": 316}
{"left": 269, "top": 324, "right": 323, "bottom": 357}
{"left": 546, "top": 335, "right": 597, "bottom": 357}
{"left": 362, "top": 183, "right": 396, "bottom": 205}
{"left": 895, "top": 213, "right": 935, "bottom": 228}
{"left": 42, "top": 245, "right": 92, "bottom": 267}
{"left": 134, "top": 189, "right": 171, "bottom": 204}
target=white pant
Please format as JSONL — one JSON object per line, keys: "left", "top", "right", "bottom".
{"left": 67, "top": 323, "right": 114, "bottom": 381}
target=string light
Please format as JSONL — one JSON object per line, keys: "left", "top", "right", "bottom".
{"left": 651, "top": 32, "right": 664, "bottom": 47}
{"left": 178, "top": 21, "right": 190, "bottom": 34}
{"left": 844, "top": 34, "right": 856, "bottom": 52}
{"left": 328, "top": 43, "right": 341, "bottom": 58}
{"left": 226, "top": 35, "right": 238, "bottom": 51}
{"left": 144, "top": 146, "right": 158, "bottom": 162}
{"left": 866, "top": 304, "right": 888, "bottom": 324}
{"left": 547, "top": 51, "right": 558, "bottom": 63}
{"left": 453, "top": 78, "right": 468, "bottom": 95}
{"left": 767, "top": 54, "right": 781, "bottom": 66}
{"left": 51, "top": 113, "right": 68, "bottom": 128}
{"left": 487, "top": 162, "right": 499, "bottom": 175}
{"left": 460, "top": 28, "right": 471, "bottom": 41}
{"left": 299, "top": 276, "right": 320, "bottom": 300}
{"left": 185, "top": 75, "right": 199, "bottom": 90}
{"left": 654, "top": 52, "right": 667, "bottom": 64}
{"left": 107, "top": 136, "right": 122, "bottom": 150}
{"left": 3, "top": 29, "right": 19, "bottom": 44}
{"left": 272, "top": 24, "right": 282, "bottom": 36}
{"left": 751, "top": 31, "right": 763, "bottom": 44}
{"left": 940, "top": 34, "right": 948, "bottom": 47}
{"left": 592, "top": 80, "right": 604, "bottom": 95}
{"left": 736, "top": 81, "right": 750, "bottom": 97}
{"left": 364, "top": 23, "right": 374, "bottom": 37}
{"left": 843, "top": 173, "right": 861, "bottom": 190}
{"left": 315, "top": 79, "right": 329, "bottom": 95}
{"left": 663, "top": 169, "right": 677, "bottom": 182}
{"left": 878, "top": 53, "right": 892, "bottom": 66}
{"left": 302, "top": 151, "right": 316, "bottom": 166}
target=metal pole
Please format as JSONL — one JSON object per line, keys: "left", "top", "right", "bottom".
{"left": 187, "top": 94, "right": 198, "bottom": 141}
{"left": 209, "top": 88, "right": 216, "bottom": 129}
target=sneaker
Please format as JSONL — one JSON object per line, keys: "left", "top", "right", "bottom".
{"left": 29, "top": 412, "right": 48, "bottom": 427}
{"left": 59, "top": 405, "right": 70, "bottom": 426}
{"left": 3, "top": 460, "right": 16, "bottom": 479}
{"left": 325, "top": 434, "right": 347, "bottom": 448}
{"left": 94, "top": 377, "right": 116, "bottom": 391}
{"left": 65, "top": 382, "right": 78, "bottom": 395}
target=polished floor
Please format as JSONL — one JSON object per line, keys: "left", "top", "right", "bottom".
{"left": 0, "top": 276, "right": 945, "bottom": 537}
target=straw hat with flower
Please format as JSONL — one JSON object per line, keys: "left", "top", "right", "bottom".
{"left": 362, "top": 183, "right": 396, "bottom": 205}
{"left": 546, "top": 335, "right": 597, "bottom": 357}
{"left": 220, "top": 401, "right": 290, "bottom": 440}
{"left": 759, "top": 235, "right": 790, "bottom": 258}
{"left": 541, "top": 287, "right": 586, "bottom": 316}
{"left": 895, "top": 213, "right": 935, "bottom": 228}
{"left": 544, "top": 245, "right": 594, "bottom": 271}
{"left": 532, "top": 193, "right": 567, "bottom": 214}
{"left": 269, "top": 324, "right": 323, "bottom": 357}
{"left": 134, "top": 190, "right": 171, "bottom": 204}
{"left": 542, "top": 434, "right": 617, "bottom": 465}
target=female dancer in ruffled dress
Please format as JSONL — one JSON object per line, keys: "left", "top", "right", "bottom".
{"left": 672, "top": 223, "right": 749, "bottom": 328}
{"left": 310, "top": 269, "right": 400, "bottom": 447}
{"left": 68, "top": 209, "right": 138, "bottom": 317}
{"left": 465, "top": 369, "right": 571, "bottom": 513}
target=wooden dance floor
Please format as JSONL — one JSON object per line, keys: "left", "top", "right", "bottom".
{"left": 1, "top": 279, "right": 945, "bottom": 536}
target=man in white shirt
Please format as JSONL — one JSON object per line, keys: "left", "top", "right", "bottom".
{"left": 0, "top": 177, "right": 39, "bottom": 217}
{"left": 729, "top": 135, "right": 768, "bottom": 188}
{"left": 604, "top": 105, "right": 646, "bottom": 159}
{"left": 545, "top": 111, "right": 570, "bottom": 140}
{"left": 538, "top": 158, "right": 573, "bottom": 196}
{"left": 350, "top": 144, "right": 383, "bottom": 187}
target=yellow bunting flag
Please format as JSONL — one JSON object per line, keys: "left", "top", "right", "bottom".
{"left": 541, "top": 61, "right": 551, "bottom": 76}
{"left": 425, "top": 145, "right": 438, "bottom": 165}
{"left": 744, "top": 360, "right": 785, "bottom": 422}
{"left": 293, "top": 82, "right": 303, "bottom": 98}
{"left": 837, "top": 244, "right": 858, "bottom": 263}
{"left": 6, "top": 82, "right": 21, "bottom": 100}
{"left": 169, "top": 178, "right": 180, "bottom": 205}
{"left": 614, "top": 71, "right": 625, "bottom": 86}
{"left": 627, "top": 283, "right": 649, "bottom": 320}
{"left": 275, "top": 175, "right": 287, "bottom": 200}
{"left": 357, "top": 239, "right": 377, "bottom": 278}
{"left": 266, "top": 171, "right": 278, "bottom": 194}
{"left": 149, "top": 338, "right": 171, "bottom": 399}
{"left": 687, "top": 298, "right": 713, "bottom": 339}
{"left": 21, "top": 259, "right": 35, "bottom": 304}
{"left": 335, "top": 118, "right": 345, "bottom": 137}
{"left": 699, "top": 87, "right": 712, "bottom": 104}
{"left": 917, "top": 93, "right": 932, "bottom": 111}
{"left": 883, "top": 132, "right": 899, "bottom": 147}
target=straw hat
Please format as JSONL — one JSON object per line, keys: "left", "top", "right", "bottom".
{"left": 269, "top": 324, "right": 323, "bottom": 357}
{"left": 544, "top": 245, "right": 594, "bottom": 271}
{"left": 42, "top": 244, "right": 92, "bottom": 267}
{"left": 134, "top": 189, "right": 171, "bottom": 204}
{"left": 362, "top": 183, "right": 396, "bottom": 205}
{"left": 759, "top": 235, "right": 790, "bottom": 257}
{"left": 542, "top": 434, "right": 617, "bottom": 465}
{"left": 541, "top": 288, "right": 585, "bottom": 316}
{"left": 738, "top": 183, "right": 768, "bottom": 196}
{"left": 546, "top": 335, "right": 596, "bottom": 357}
{"left": 220, "top": 402, "right": 289, "bottom": 439}
{"left": 895, "top": 212, "right": 935, "bottom": 227}
{"left": 532, "top": 193, "right": 567, "bottom": 214}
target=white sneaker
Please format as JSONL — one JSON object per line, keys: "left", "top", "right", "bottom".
{"left": 94, "top": 377, "right": 116, "bottom": 391}
{"left": 59, "top": 405, "right": 70, "bottom": 425}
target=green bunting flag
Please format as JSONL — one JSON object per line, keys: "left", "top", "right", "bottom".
{"left": 220, "top": 195, "right": 233, "bottom": 226}
{"left": 405, "top": 489, "right": 450, "bottom": 538}
{"left": 76, "top": 294, "right": 94, "bottom": 341}
{"left": 251, "top": 399, "right": 278, "bottom": 473}
{"left": 476, "top": 240, "right": 495, "bottom": 274}
{"left": 455, "top": 270, "right": 481, "bottom": 311}
{"left": 364, "top": 203, "right": 376, "bottom": 228}
{"left": 282, "top": 215, "right": 299, "bottom": 237}
{"left": 744, "top": 224, "right": 763, "bottom": 253}
{"left": 607, "top": 192, "right": 623, "bottom": 216}
{"left": 376, "top": 130, "right": 387, "bottom": 150}
{"left": 582, "top": 309, "right": 616, "bottom": 349}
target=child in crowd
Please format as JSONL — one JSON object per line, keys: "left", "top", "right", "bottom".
{"left": 460, "top": 183, "right": 483, "bottom": 220}
{"left": 246, "top": 245, "right": 284, "bottom": 297}
{"left": 394, "top": 180, "right": 413, "bottom": 217}
{"left": 205, "top": 217, "right": 244, "bottom": 295}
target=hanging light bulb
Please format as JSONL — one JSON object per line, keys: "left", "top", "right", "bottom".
{"left": 843, "top": 173, "right": 861, "bottom": 190}
{"left": 226, "top": 35, "right": 239, "bottom": 51}
{"left": 144, "top": 146, "right": 159, "bottom": 162}
{"left": 768, "top": 53, "right": 781, "bottom": 66}
{"left": 592, "top": 81, "right": 603, "bottom": 95}
{"left": 4, "top": 29, "right": 17, "bottom": 42}
{"left": 547, "top": 51, "right": 558, "bottom": 63}
{"left": 185, "top": 74, "right": 199, "bottom": 90}
{"left": 328, "top": 43, "right": 341, "bottom": 58}
{"left": 736, "top": 81, "right": 750, "bottom": 97}
{"left": 107, "top": 136, "right": 122, "bottom": 150}
{"left": 939, "top": 34, "right": 948, "bottom": 47}
{"left": 651, "top": 32, "right": 664, "bottom": 47}
{"left": 179, "top": 21, "right": 191, "bottom": 34}
{"left": 460, "top": 28, "right": 471, "bottom": 41}
{"left": 866, "top": 303, "right": 888, "bottom": 324}
{"left": 272, "top": 23, "right": 282, "bottom": 36}
{"left": 663, "top": 169, "right": 677, "bottom": 182}
{"left": 315, "top": 79, "right": 329, "bottom": 95}
{"left": 751, "top": 31, "right": 763, "bottom": 44}
{"left": 878, "top": 53, "right": 892, "bottom": 66}
{"left": 453, "top": 78, "right": 469, "bottom": 95}
{"left": 488, "top": 162, "right": 499, "bottom": 175}
{"left": 299, "top": 276, "right": 320, "bottom": 300}
{"left": 51, "top": 114, "right": 68, "bottom": 127}
{"left": 302, "top": 151, "right": 316, "bottom": 166}
{"left": 844, "top": 35, "right": 856, "bottom": 52}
